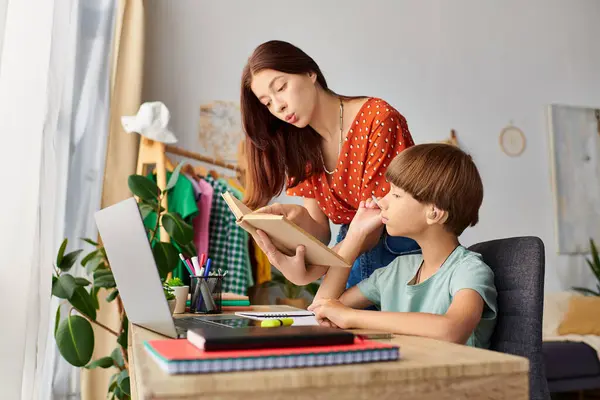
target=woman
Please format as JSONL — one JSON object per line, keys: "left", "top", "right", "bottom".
{"left": 241, "top": 40, "right": 420, "bottom": 289}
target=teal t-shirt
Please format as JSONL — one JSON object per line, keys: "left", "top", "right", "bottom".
{"left": 357, "top": 245, "right": 498, "bottom": 349}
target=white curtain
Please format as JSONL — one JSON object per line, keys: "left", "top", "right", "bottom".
{"left": 0, "top": 0, "right": 116, "bottom": 399}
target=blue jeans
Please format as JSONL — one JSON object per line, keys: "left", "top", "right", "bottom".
{"left": 336, "top": 225, "right": 421, "bottom": 289}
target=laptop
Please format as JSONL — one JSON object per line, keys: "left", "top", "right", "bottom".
{"left": 94, "top": 197, "right": 256, "bottom": 338}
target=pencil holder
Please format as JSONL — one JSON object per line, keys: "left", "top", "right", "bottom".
{"left": 189, "top": 275, "right": 223, "bottom": 314}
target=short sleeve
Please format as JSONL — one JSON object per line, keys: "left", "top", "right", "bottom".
{"left": 450, "top": 258, "right": 498, "bottom": 321}
{"left": 285, "top": 177, "right": 315, "bottom": 198}
{"left": 359, "top": 111, "right": 412, "bottom": 201}
{"left": 356, "top": 266, "right": 389, "bottom": 305}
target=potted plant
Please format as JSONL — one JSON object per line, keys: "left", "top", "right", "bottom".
{"left": 165, "top": 277, "right": 188, "bottom": 314}
{"left": 572, "top": 238, "right": 600, "bottom": 296}
{"left": 163, "top": 281, "right": 177, "bottom": 314}
{"left": 268, "top": 268, "right": 320, "bottom": 309}
{"left": 51, "top": 163, "right": 196, "bottom": 400}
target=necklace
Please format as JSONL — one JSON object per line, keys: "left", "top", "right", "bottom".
{"left": 323, "top": 98, "right": 343, "bottom": 175}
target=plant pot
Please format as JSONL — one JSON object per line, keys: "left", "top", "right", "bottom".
{"left": 172, "top": 286, "right": 189, "bottom": 314}
{"left": 276, "top": 297, "right": 308, "bottom": 309}
{"left": 167, "top": 299, "right": 177, "bottom": 315}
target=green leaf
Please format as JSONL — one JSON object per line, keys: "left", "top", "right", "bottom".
{"left": 57, "top": 238, "right": 68, "bottom": 267}
{"left": 165, "top": 162, "right": 184, "bottom": 192}
{"left": 152, "top": 242, "right": 180, "bottom": 279}
{"left": 54, "top": 304, "right": 61, "bottom": 336}
{"left": 55, "top": 315, "right": 94, "bottom": 367}
{"left": 93, "top": 268, "right": 116, "bottom": 289}
{"left": 90, "top": 286, "right": 100, "bottom": 310}
{"left": 85, "top": 257, "right": 105, "bottom": 275}
{"left": 117, "top": 369, "right": 130, "bottom": 396}
{"left": 587, "top": 239, "right": 600, "bottom": 279}
{"left": 111, "top": 347, "right": 125, "bottom": 369}
{"left": 52, "top": 274, "right": 78, "bottom": 299}
{"left": 572, "top": 287, "right": 600, "bottom": 296}
{"left": 82, "top": 237, "right": 99, "bottom": 247}
{"left": 74, "top": 277, "right": 91, "bottom": 286}
{"left": 59, "top": 250, "right": 83, "bottom": 272}
{"left": 161, "top": 213, "right": 194, "bottom": 244}
{"left": 94, "top": 275, "right": 116, "bottom": 289}
{"left": 138, "top": 203, "right": 155, "bottom": 220}
{"left": 106, "top": 289, "right": 120, "bottom": 302}
{"left": 94, "top": 268, "right": 113, "bottom": 278}
{"left": 108, "top": 372, "right": 119, "bottom": 392}
{"left": 85, "top": 356, "right": 115, "bottom": 369}
{"left": 81, "top": 249, "right": 100, "bottom": 266}
{"left": 117, "top": 314, "right": 128, "bottom": 349}
{"left": 128, "top": 175, "right": 160, "bottom": 202}
{"left": 70, "top": 286, "right": 97, "bottom": 320}
{"left": 180, "top": 242, "right": 198, "bottom": 259}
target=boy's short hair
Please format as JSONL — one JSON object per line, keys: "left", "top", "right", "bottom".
{"left": 384, "top": 143, "right": 483, "bottom": 236}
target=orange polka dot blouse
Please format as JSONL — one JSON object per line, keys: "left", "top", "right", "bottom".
{"left": 286, "top": 98, "right": 414, "bottom": 224}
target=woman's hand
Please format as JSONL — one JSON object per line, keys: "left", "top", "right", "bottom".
{"left": 252, "top": 229, "right": 327, "bottom": 286}
{"left": 255, "top": 203, "right": 314, "bottom": 232}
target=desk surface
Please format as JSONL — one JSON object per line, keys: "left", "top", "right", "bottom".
{"left": 129, "top": 306, "right": 529, "bottom": 400}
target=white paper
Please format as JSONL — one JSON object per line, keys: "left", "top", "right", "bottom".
{"left": 235, "top": 311, "right": 319, "bottom": 326}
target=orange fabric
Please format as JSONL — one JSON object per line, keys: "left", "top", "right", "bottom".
{"left": 286, "top": 98, "right": 414, "bottom": 224}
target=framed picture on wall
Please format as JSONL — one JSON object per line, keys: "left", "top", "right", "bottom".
{"left": 547, "top": 104, "right": 600, "bottom": 254}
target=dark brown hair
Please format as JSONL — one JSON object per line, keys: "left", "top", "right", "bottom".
{"left": 385, "top": 143, "right": 484, "bottom": 236}
{"left": 240, "top": 40, "right": 333, "bottom": 209}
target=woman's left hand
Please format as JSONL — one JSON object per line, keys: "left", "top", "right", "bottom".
{"left": 252, "top": 229, "right": 326, "bottom": 285}
{"left": 308, "top": 298, "right": 356, "bottom": 329}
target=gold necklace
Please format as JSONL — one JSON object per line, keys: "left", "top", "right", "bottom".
{"left": 323, "top": 98, "right": 343, "bottom": 175}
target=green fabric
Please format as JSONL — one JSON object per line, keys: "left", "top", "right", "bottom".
{"left": 144, "top": 171, "right": 198, "bottom": 283}
{"left": 357, "top": 246, "right": 497, "bottom": 349}
{"left": 226, "top": 182, "right": 254, "bottom": 288}
{"left": 206, "top": 176, "right": 250, "bottom": 295}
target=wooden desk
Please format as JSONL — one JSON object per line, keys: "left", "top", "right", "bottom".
{"left": 128, "top": 306, "right": 529, "bottom": 399}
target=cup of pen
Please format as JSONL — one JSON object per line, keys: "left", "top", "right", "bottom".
{"left": 189, "top": 275, "right": 223, "bottom": 314}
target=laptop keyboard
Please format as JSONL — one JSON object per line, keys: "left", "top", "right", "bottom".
{"left": 174, "top": 317, "right": 217, "bottom": 330}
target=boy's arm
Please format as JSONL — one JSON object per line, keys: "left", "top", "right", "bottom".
{"left": 339, "top": 285, "right": 374, "bottom": 310}
{"left": 312, "top": 289, "right": 484, "bottom": 345}
{"left": 313, "top": 230, "right": 372, "bottom": 301}
{"left": 313, "top": 200, "right": 384, "bottom": 301}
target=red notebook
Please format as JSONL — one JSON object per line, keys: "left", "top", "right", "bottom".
{"left": 144, "top": 337, "right": 399, "bottom": 374}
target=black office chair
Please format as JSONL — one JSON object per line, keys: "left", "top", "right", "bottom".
{"left": 469, "top": 236, "right": 551, "bottom": 400}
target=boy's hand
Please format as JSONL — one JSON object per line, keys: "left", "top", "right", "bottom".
{"left": 308, "top": 299, "right": 356, "bottom": 329}
{"left": 348, "top": 199, "right": 383, "bottom": 237}
{"left": 345, "top": 199, "right": 384, "bottom": 252}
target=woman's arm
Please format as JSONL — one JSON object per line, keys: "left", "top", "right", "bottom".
{"left": 303, "top": 198, "right": 331, "bottom": 244}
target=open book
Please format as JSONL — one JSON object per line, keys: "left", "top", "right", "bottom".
{"left": 221, "top": 192, "right": 351, "bottom": 269}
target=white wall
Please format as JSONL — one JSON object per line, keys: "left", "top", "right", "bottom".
{"left": 143, "top": 0, "right": 600, "bottom": 292}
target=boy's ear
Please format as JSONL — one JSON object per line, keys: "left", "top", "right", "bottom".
{"left": 426, "top": 206, "right": 448, "bottom": 225}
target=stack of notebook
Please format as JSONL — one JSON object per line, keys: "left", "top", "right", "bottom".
{"left": 144, "top": 336, "right": 400, "bottom": 374}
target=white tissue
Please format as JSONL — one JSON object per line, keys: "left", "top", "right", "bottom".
{"left": 121, "top": 101, "right": 178, "bottom": 144}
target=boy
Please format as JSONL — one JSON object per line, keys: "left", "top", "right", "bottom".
{"left": 255, "top": 143, "right": 497, "bottom": 348}
{"left": 307, "top": 143, "right": 497, "bottom": 348}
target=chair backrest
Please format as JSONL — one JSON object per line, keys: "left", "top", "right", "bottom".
{"left": 469, "top": 236, "right": 550, "bottom": 400}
